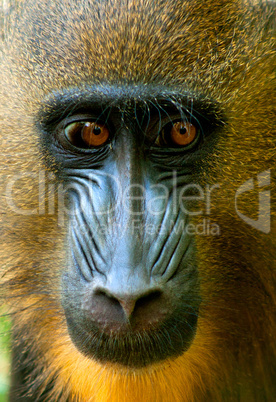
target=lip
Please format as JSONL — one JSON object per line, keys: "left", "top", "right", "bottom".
{"left": 64, "top": 295, "right": 199, "bottom": 368}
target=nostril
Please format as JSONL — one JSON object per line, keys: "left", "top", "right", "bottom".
{"left": 93, "top": 287, "right": 163, "bottom": 322}
{"left": 135, "top": 290, "right": 162, "bottom": 310}
{"left": 94, "top": 289, "right": 120, "bottom": 306}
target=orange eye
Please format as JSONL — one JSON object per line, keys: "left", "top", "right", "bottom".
{"left": 170, "top": 122, "right": 197, "bottom": 146}
{"left": 157, "top": 121, "right": 198, "bottom": 148}
{"left": 65, "top": 121, "right": 110, "bottom": 148}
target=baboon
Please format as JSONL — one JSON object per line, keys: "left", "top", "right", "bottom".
{"left": 0, "top": 0, "right": 275, "bottom": 401}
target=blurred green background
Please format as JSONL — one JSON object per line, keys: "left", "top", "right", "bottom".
{"left": 0, "top": 313, "right": 10, "bottom": 402}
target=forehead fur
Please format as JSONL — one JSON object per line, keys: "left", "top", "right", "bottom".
{"left": 2, "top": 1, "right": 263, "bottom": 86}
{"left": 0, "top": 0, "right": 274, "bottom": 118}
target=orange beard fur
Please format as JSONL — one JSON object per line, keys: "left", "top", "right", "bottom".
{"left": 41, "top": 318, "right": 221, "bottom": 402}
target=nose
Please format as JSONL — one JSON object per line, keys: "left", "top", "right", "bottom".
{"left": 97, "top": 287, "right": 162, "bottom": 317}
{"left": 82, "top": 285, "right": 167, "bottom": 332}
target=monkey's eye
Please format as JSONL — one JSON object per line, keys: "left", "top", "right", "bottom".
{"left": 65, "top": 121, "right": 110, "bottom": 148}
{"left": 156, "top": 121, "right": 198, "bottom": 148}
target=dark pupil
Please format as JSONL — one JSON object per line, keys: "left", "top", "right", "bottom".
{"left": 179, "top": 126, "right": 187, "bottom": 135}
{"left": 93, "top": 126, "right": 102, "bottom": 135}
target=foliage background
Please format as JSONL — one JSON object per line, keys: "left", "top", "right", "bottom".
{"left": 0, "top": 314, "right": 10, "bottom": 402}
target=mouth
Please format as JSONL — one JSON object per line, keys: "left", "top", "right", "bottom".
{"left": 65, "top": 302, "right": 199, "bottom": 368}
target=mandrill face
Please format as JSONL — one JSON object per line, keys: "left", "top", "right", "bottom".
{"left": 54, "top": 85, "right": 207, "bottom": 368}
